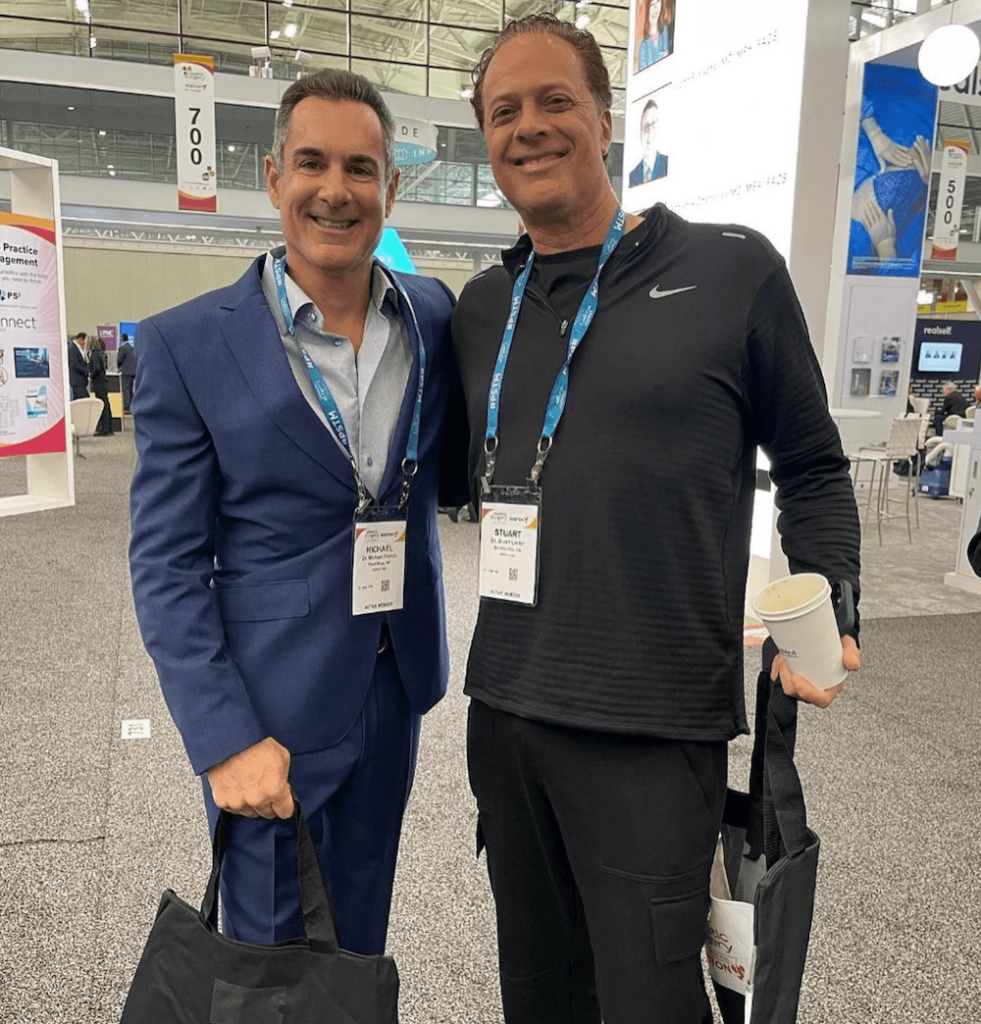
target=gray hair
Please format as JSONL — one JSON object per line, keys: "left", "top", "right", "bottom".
{"left": 271, "top": 68, "right": 397, "bottom": 182}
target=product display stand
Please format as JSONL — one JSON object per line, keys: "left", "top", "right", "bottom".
{"left": 0, "top": 147, "right": 73, "bottom": 517}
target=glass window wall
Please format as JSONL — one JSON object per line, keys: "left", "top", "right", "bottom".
{"left": 1, "top": 1, "right": 629, "bottom": 99}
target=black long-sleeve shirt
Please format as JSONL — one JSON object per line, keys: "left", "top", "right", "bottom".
{"left": 451, "top": 205, "right": 860, "bottom": 740}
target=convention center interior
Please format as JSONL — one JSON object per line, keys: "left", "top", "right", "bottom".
{"left": 1, "top": 1, "right": 979, "bottom": 1022}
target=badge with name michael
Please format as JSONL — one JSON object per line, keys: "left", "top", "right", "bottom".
{"left": 479, "top": 487, "right": 542, "bottom": 606}
{"left": 352, "top": 514, "right": 407, "bottom": 616}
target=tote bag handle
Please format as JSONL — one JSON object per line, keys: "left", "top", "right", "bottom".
{"left": 200, "top": 795, "right": 341, "bottom": 953}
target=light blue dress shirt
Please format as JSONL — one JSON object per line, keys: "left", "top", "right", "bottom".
{"left": 261, "top": 247, "right": 411, "bottom": 498}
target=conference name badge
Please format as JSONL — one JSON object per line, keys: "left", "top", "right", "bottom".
{"left": 478, "top": 488, "right": 541, "bottom": 606}
{"left": 352, "top": 518, "right": 406, "bottom": 616}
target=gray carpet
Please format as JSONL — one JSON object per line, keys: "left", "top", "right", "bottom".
{"left": 0, "top": 430, "right": 978, "bottom": 1022}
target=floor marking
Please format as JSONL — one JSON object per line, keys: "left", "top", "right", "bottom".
{"left": 121, "top": 719, "right": 151, "bottom": 739}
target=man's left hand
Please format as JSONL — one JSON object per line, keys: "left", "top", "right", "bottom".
{"left": 770, "top": 635, "right": 861, "bottom": 708}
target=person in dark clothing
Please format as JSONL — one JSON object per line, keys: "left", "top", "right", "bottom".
{"left": 451, "top": 15, "right": 862, "bottom": 1024}
{"left": 116, "top": 334, "right": 136, "bottom": 412}
{"left": 88, "top": 337, "right": 114, "bottom": 435}
{"left": 940, "top": 381, "right": 971, "bottom": 419}
{"left": 68, "top": 333, "right": 89, "bottom": 399}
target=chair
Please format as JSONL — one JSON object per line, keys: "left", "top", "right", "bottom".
{"left": 966, "top": 405, "right": 977, "bottom": 422}
{"left": 909, "top": 395, "right": 930, "bottom": 416}
{"left": 850, "top": 415, "right": 922, "bottom": 544}
{"left": 69, "top": 397, "right": 104, "bottom": 458}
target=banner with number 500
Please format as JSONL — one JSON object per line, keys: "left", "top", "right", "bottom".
{"left": 174, "top": 54, "right": 217, "bottom": 212}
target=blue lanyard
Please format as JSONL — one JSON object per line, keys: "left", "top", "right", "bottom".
{"left": 484, "top": 208, "right": 626, "bottom": 488}
{"left": 273, "top": 255, "right": 426, "bottom": 511}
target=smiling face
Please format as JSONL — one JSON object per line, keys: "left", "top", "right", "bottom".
{"left": 264, "top": 96, "right": 398, "bottom": 293}
{"left": 480, "top": 33, "right": 613, "bottom": 235}
{"left": 648, "top": 0, "right": 663, "bottom": 36}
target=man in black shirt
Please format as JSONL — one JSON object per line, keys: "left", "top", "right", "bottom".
{"left": 452, "top": 14, "right": 862, "bottom": 1024}
{"left": 940, "top": 381, "right": 972, "bottom": 419}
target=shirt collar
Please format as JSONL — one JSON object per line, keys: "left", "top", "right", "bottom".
{"left": 267, "top": 246, "right": 399, "bottom": 327}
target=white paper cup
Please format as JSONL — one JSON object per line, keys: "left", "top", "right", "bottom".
{"left": 751, "top": 573, "right": 847, "bottom": 689}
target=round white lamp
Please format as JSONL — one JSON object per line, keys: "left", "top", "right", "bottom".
{"left": 918, "top": 23, "right": 981, "bottom": 88}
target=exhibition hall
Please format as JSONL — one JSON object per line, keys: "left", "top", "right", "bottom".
{"left": 1, "top": 2, "right": 979, "bottom": 1022}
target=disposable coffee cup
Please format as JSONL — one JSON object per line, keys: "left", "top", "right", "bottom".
{"left": 751, "top": 573, "right": 847, "bottom": 689}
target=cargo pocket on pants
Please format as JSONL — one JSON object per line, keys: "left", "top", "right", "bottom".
{"left": 649, "top": 889, "right": 710, "bottom": 966}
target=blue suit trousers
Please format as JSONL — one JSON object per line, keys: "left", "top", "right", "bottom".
{"left": 202, "top": 646, "right": 421, "bottom": 955}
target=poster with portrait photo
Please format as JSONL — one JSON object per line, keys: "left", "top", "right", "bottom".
{"left": 627, "top": 94, "right": 670, "bottom": 188}
{"left": 631, "top": 0, "right": 676, "bottom": 76}
{"left": 852, "top": 336, "right": 873, "bottom": 364}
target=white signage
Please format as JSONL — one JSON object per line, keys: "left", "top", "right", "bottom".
{"left": 623, "top": 0, "right": 810, "bottom": 257}
{"left": 931, "top": 141, "right": 969, "bottom": 260}
{"left": 174, "top": 54, "right": 217, "bottom": 212}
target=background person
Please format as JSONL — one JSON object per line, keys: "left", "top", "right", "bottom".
{"left": 636, "top": 0, "right": 674, "bottom": 71}
{"left": 453, "top": 15, "right": 861, "bottom": 1024}
{"left": 116, "top": 333, "right": 136, "bottom": 413}
{"left": 68, "top": 332, "right": 89, "bottom": 400}
{"left": 940, "top": 380, "right": 972, "bottom": 419}
{"left": 628, "top": 98, "right": 668, "bottom": 186}
{"left": 129, "top": 69, "right": 467, "bottom": 954}
{"left": 87, "top": 336, "right": 114, "bottom": 436}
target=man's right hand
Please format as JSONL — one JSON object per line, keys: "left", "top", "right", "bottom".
{"left": 206, "top": 736, "right": 294, "bottom": 819}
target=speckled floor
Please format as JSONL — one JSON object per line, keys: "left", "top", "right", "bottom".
{"left": 0, "top": 431, "right": 977, "bottom": 1023}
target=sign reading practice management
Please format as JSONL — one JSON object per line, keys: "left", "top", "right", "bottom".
{"left": 394, "top": 117, "right": 437, "bottom": 166}
{"left": 0, "top": 212, "right": 66, "bottom": 458}
{"left": 174, "top": 54, "right": 217, "bottom": 212}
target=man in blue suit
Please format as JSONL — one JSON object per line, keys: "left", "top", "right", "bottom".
{"left": 628, "top": 99, "right": 668, "bottom": 188}
{"left": 129, "top": 69, "right": 467, "bottom": 954}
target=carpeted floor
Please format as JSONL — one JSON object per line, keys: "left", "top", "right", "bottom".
{"left": 0, "top": 429, "right": 978, "bottom": 1022}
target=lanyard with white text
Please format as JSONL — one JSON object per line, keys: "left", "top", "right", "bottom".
{"left": 272, "top": 255, "right": 426, "bottom": 512}
{"left": 482, "top": 208, "right": 626, "bottom": 491}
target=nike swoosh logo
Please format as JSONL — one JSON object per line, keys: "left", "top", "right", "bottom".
{"left": 649, "top": 285, "right": 698, "bottom": 299}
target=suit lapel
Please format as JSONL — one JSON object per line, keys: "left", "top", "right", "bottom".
{"left": 218, "top": 260, "right": 356, "bottom": 491}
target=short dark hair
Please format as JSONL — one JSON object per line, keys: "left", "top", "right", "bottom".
{"left": 642, "top": 98, "right": 659, "bottom": 121}
{"left": 470, "top": 12, "right": 613, "bottom": 131}
{"left": 271, "top": 68, "right": 396, "bottom": 181}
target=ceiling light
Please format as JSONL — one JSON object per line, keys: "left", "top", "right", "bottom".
{"left": 269, "top": 30, "right": 281, "bottom": 40}
{"left": 74, "top": 0, "right": 89, "bottom": 12}
{"left": 227, "top": 145, "right": 236, "bottom": 152}
{"left": 284, "top": 23, "right": 298, "bottom": 38}
{"left": 918, "top": 289, "right": 934, "bottom": 305}
{"left": 98, "top": 129, "right": 106, "bottom": 136}
{"left": 460, "top": 87, "right": 473, "bottom": 99}
{"left": 109, "top": 170, "right": 116, "bottom": 177}
{"left": 918, "top": 23, "right": 981, "bottom": 87}
{"left": 107, "top": 164, "right": 114, "bottom": 169}
{"left": 575, "top": 14, "right": 590, "bottom": 29}
{"left": 67, "top": 105, "right": 75, "bottom": 111}
{"left": 282, "top": 0, "right": 294, "bottom": 6}
{"left": 89, "top": 35, "right": 97, "bottom": 48}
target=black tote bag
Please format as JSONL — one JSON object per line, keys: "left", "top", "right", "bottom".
{"left": 120, "top": 799, "right": 400, "bottom": 1023}
{"left": 707, "top": 640, "right": 821, "bottom": 1024}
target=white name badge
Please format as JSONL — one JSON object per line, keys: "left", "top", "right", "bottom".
{"left": 478, "top": 493, "right": 541, "bottom": 606}
{"left": 352, "top": 519, "right": 406, "bottom": 616}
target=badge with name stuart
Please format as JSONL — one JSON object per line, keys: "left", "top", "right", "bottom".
{"left": 478, "top": 487, "right": 542, "bottom": 606}
{"left": 352, "top": 513, "right": 407, "bottom": 616}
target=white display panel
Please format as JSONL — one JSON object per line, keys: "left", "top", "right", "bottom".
{"left": 623, "top": 0, "right": 810, "bottom": 257}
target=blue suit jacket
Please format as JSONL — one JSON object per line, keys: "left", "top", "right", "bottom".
{"left": 129, "top": 256, "right": 467, "bottom": 774}
{"left": 628, "top": 153, "right": 668, "bottom": 188}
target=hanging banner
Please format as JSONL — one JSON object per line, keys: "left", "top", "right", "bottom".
{"left": 847, "top": 63, "right": 938, "bottom": 277}
{"left": 0, "top": 211, "right": 66, "bottom": 457}
{"left": 394, "top": 117, "right": 438, "bottom": 166}
{"left": 931, "top": 139, "right": 970, "bottom": 261}
{"left": 174, "top": 54, "right": 217, "bottom": 213}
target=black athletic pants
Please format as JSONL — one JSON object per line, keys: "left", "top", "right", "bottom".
{"left": 467, "top": 699, "right": 727, "bottom": 1024}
